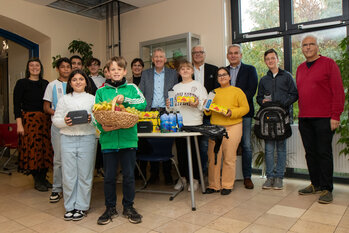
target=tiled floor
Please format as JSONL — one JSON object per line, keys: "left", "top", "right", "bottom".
{"left": 0, "top": 172, "right": 349, "bottom": 233}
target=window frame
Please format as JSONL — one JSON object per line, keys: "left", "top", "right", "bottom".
{"left": 231, "top": 0, "right": 349, "bottom": 72}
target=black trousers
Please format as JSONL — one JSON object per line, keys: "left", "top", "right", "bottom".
{"left": 299, "top": 118, "right": 335, "bottom": 192}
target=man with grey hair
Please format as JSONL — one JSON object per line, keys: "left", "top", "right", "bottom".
{"left": 139, "top": 47, "right": 178, "bottom": 185}
{"left": 297, "top": 35, "right": 344, "bottom": 204}
{"left": 226, "top": 44, "right": 258, "bottom": 189}
{"left": 191, "top": 45, "right": 218, "bottom": 176}
{"left": 192, "top": 45, "right": 218, "bottom": 93}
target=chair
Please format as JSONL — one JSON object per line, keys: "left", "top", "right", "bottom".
{"left": 0, "top": 124, "right": 18, "bottom": 175}
{"left": 135, "top": 138, "right": 184, "bottom": 201}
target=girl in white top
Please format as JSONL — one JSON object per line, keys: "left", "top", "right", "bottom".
{"left": 52, "top": 69, "right": 96, "bottom": 221}
{"left": 166, "top": 61, "right": 208, "bottom": 191}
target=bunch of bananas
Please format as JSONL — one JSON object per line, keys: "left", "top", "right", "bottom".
{"left": 93, "top": 101, "right": 112, "bottom": 111}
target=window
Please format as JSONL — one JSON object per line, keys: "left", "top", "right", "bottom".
{"left": 293, "top": 0, "right": 343, "bottom": 24}
{"left": 240, "top": 0, "right": 280, "bottom": 33}
{"left": 291, "top": 27, "right": 346, "bottom": 73}
{"left": 241, "top": 37, "right": 283, "bottom": 77}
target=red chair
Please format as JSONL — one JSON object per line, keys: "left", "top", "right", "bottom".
{"left": 0, "top": 124, "right": 18, "bottom": 175}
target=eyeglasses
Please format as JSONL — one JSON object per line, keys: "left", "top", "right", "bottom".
{"left": 217, "top": 73, "right": 229, "bottom": 78}
{"left": 192, "top": 51, "right": 205, "bottom": 55}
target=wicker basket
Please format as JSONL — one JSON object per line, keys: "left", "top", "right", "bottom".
{"left": 93, "top": 97, "right": 139, "bottom": 129}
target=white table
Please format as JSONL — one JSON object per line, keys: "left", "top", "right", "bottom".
{"left": 138, "top": 132, "right": 204, "bottom": 211}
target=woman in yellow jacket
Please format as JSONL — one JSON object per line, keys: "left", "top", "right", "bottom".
{"left": 205, "top": 67, "right": 249, "bottom": 195}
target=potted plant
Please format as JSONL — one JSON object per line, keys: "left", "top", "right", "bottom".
{"left": 336, "top": 36, "right": 349, "bottom": 156}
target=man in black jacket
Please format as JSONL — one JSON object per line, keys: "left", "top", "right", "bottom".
{"left": 226, "top": 44, "right": 258, "bottom": 189}
{"left": 192, "top": 45, "right": 218, "bottom": 175}
{"left": 256, "top": 49, "right": 298, "bottom": 190}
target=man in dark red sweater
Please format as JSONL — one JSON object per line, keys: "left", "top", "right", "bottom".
{"left": 296, "top": 35, "right": 345, "bottom": 204}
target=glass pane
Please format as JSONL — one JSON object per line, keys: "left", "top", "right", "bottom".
{"left": 241, "top": 37, "right": 284, "bottom": 78}
{"left": 293, "top": 0, "right": 342, "bottom": 24}
{"left": 240, "top": 0, "right": 280, "bottom": 33}
{"left": 291, "top": 27, "right": 346, "bottom": 74}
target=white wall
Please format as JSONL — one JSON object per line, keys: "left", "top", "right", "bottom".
{"left": 114, "top": 0, "right": 231, "bottom": 72}
{"left": 0, "top": 0, "right": 106, "bottom": 80}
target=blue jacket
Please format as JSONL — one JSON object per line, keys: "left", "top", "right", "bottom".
{"left": 227, "top": 63, "right": 258, "bottom": 117}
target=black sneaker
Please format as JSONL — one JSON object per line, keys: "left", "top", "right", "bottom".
{"left": 64, "top": 210, "right": 75, "bottom": 221}
{"left": 49, "top": 192, "right": 61, "bottom": 203}
{"left": 97, "top": 207, "right": 118, "bottom": 225}
{"left": 318, "top": 190, "right": 333, "bottom": 204}
{"left": 123, "top": 207, "right": 142, "bottom": 224}
{"left": 298, "top": 184, "right": 321, "bottom": 195}
{"left": 73, "top": 210, "right": 87, "bottom": 221}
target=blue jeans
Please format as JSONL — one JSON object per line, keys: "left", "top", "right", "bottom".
{"left": 242, "top": 117, "right": 253, "bottom": 178}
{"left": 51, "top": 125, "right": 62, "bottom": 193}
{"left": 61, "top": 134, "right": 96, "bottom": 211}
{"left": 103, "top": 148, "right": 136, "bottom": 208}
{"left": 264, "top": 139, "right": 286, "bottom": 179}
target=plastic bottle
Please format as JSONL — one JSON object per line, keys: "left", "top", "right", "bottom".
{"left": 176, "top": 111, "right": 183, "bottom": 131}
{"left": 168, "top": 111, "right": 177, "bottom": 132}
{"left": 160, "top": 113, "right": 169, "bottom": 133}
{"left": 168, "top": 89, "right": 175, "bottom": 108}
{"left": 204, "top": 91, "right": 216, "bottom": 110}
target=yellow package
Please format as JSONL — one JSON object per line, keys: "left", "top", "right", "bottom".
{"left": 177, "top": 96, "right": 195, "bottom": 103}
{"left": 209, "top": 103, "right": 228, "bottom": 115}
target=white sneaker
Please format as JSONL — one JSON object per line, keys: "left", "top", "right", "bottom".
{"left": 174, "top": 177, "right": 186, "bottom": 190}
{"left": 188, "top": 179, "right": 199, "bottom": 192}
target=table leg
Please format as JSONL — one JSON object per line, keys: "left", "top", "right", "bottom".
{"left": 194, "top": 136, "right": 205, "bottom": 193}
{"left": 186, "top": 136, "right": 196, "bottom": 211}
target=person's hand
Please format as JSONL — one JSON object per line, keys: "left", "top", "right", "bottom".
{"left": 262, "top": 99, "right": 271, "bottom": 104}
{"left": 115, "top": 95, "right": 124, "bottom": 104}
{"left": 17, "top": 124, "right": 24, "bottom": 136}
{"left": 166, "top": 98, "right": 170, "bottom": 108}
{"left": 189, "top": 97, "right": 199, "bottom": 108}
{"left": 224, "top": 109, "right": 232, "bottom": 117}
{"left": 88, "top": 114, "right": 92, "bottom": 123}
{"left": 330, "top": 119, "right": 340, "bottom": 131}
{"left": 65, "top": 116, "right": 73, "bottom": 126}
{"left": 102, "top": 125, "right": 120, "bottom": 132}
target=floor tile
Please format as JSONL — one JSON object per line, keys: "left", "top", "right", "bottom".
{"left": 290, "top": 219, "right": 336, "bottom": 233}
{"left": 267, "top": 205, "right": 306, "bottom": 218}
{"left": 223, "top": 206, "right": 265, "bottom": 223}
{"left": 240, "top": 223, "right": 287, "bottom": 233}
{"left": 0, "top": 220, "right": 26, "bottom": 232}
{"left": 254, "top": 213, "right": 298, "bottom": 230}
{"left": 177, "top": 211, "right": 220, "bottom": 226}
{"left": 300, "top": 210, "right": 342, "bottom": 226}
{"left": 206, "top": 216, "right": 250, "bottom": 233}
{"left": 154, "top": 220, "right": 202, "bottom": 233}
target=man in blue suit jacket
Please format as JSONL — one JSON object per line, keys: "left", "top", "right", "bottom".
{"left": 139, "top": 48, "right": 178, "bottom": 185}
{"left": 139, "top": 48, "right": 178, "bottom": 111}
{"left": 226, "top": 44, "right": 258, "bottom": 189}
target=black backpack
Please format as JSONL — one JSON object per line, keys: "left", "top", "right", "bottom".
{"left": 254, "top": 102, "right": 292, "bottom": 140}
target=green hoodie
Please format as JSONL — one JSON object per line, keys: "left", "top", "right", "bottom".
{"left": 95, "top": 81, "right": 146, "bottom": 150}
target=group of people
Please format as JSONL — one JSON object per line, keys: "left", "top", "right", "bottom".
{"left": 12, "top": 34, "right": 345, "bottom": 226}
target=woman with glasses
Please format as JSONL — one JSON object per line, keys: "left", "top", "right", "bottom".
{"left": 204, "top": 67, "right": 249, "bottom": 195}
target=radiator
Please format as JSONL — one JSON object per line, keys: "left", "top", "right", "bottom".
{"left": 253, "top": 125, "right": 348, "bottom": 173}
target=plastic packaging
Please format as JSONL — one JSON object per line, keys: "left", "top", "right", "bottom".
{"left": 204, "top": 91, "right": 216, "bottom": 110}
{"left": 168, "top": 90, "right": 175, "bottom": 108}
{"left": 168, "top": 111, "right": 177, "bottom": 132}
{"left": 160, "top": 113, "right": 169, "bottom": 133}
{"left": 176, "top": 111, "right": 183, "bottom": 131}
